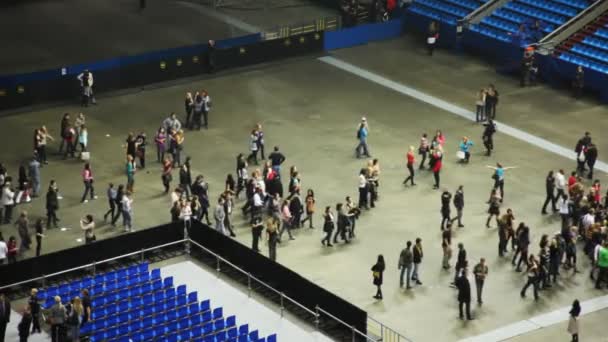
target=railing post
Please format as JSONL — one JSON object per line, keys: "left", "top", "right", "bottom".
{"left": 92, "top": 261, "right": 96, "bottom": 275}
{"left": 351, "top": 325, "right": 356, "bottom": 342}
{"left": 216, "top": 256, "right": 221, "bottom": 275}
{"left": 314, "top": 306, "right": 320, "bottom": 329}
{"left": 42, "top": 274, "right": 46, "bottom": 289}
{"left": 140, "top": 248, "right": 145, "bottom": 264}
{"left": 247, "top": 273, "right": 252, "bottom": 298}
{"left": 280, "top": 292, "right": 284, "bottom": 317}
{"left": 381, "top": 322, "right": 384, "bottom": 341}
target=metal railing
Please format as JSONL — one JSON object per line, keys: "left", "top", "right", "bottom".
{"left": 0, "top": 239, "right": 187, "bottom": 291}
{"left": 368, "top": 315, "right": 413, "bottom": 342}
{"left": 1, "top": 237, "right": 411, "bottom": 342}
{"left": 263, "top": 16, "right": 340, "bottom": 40}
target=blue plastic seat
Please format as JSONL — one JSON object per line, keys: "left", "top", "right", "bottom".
{"left": 215, "top": 331, "right": 226, "bottom": 341}
{"left": 238, "top": 324, "right": 249, "bottom": 336}
{"left": 202, "top": 311, "right": 212, "bottom": 323}
{"left": 166, "top": 288, "right": 176, "bottom": 299}
{"left": 202, "top": 322, "right": 213, "bottom": 335}
{"left": 226, "top": 316, "right": 236, "bottom": 328}
{"left": 190, "top": 313, "right": 202, "bottom": 326}
{"left": 200, "top": 300, "right": 210, "bottom": 313}
{"left": 192, "top": 326, "right": 203, "bottom": 337}
{"left": 267, "top": 334, "right": 277, "bottom": 342}
{"left": 163, "top": 277, "right": 174, "bottom": 288}
{"left": 227, "top": 327, "right": 238, "bottom": 339}
{"left": 166, "top": 332, "right": 178, "bottom": 342}
{"left": 212, "top": 307, "right": 223, "bottom": 320}
{"left": 154, "top": 325, "right": 166, "bottom": 338}
{"left": 249, "top": 330, "right": 259, "bottom": 341}
{"left": 214, "top": 319, "right": 225, "bottom": 332}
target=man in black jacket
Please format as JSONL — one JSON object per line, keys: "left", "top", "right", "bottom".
{"left": 451, "top": 185, "right": 464, "bottom": 228}
{"left": 541, "top": 171, "right": 557, "bottom": 215}
{"left": 456, "top": 269, "right": 473, "bottom": 320}
{"left": 586, "top": 143, "right": 598, "bottom": 180}
{"left": 452, "top": 243, "right": 467, "bottom": 286}
{"left": 440, "top": 190, "right": 452, "bottom": 230}
{"left": 574, "top": 132, "right": 591, "bottom": 173}
{"left": 482, "top": 120, "right": 496, "bottom": 156}
{"left": 0, "top": 293, "right": 10, "bottom": 342}
{"left": 268, "top": 146, "right": 286, "bottom": 176}
{"left": 29, "top": 289, "right": 41, "bottom": 334}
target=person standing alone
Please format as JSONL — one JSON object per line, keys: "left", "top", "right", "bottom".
{"left": 473, "top": 258, "right": 488, "bottom": 305}
{"left": 399, "top": 241, "right": 414, "bottom": 289}
{"left": 451, "top": 185, "right": 465, "bottom": 227}
{"left": 371, "top": 255, "right": 385, "bottom": 300}
{"left": 456, "top": 268, "right": 473, "bottom": 320}
{"left": 403, "top": 146, "right": 416, "bottom": 186}
{"left": 568, "top": 299, "right": 581, "bottom": 342}
{"left": 412, "top": 238, "right": 423, "bottom": 285}
{"left": 355, "top": 117, "right": 370, "bottom": 159}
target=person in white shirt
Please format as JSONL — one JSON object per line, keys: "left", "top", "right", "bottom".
{"left": 121, "top": 192, "right": 134, "bottom": 232}
{"left": 179, "top": 199, "right": 192, "bottom": 231}
{"left": 1, "top": 181, "right": 15, "bottom": 224}
{"left": 555, "top": 169, "right": 566, "bottom": 199}
{"left": 0, "top": 234, "right": 7, "bottom": 264}
{"left": 77, "top": 70, "right": 95, "bottom": 106}
{"left": 558, "top": 194, "right": 570, "bottom": 230}
{"left": 581, "top": 210, "right": 595, "bottom": 235}
{"left": 80, "top": 214, "right": 96, "bottom": 244}
{"left": 357, "top": 169, "right": 369, "bottom": 210}
{"left": 214, "top": 198, "right": 226, "bottom": 235}
{"left": 202, "top": 90, "right": 211, "bottom": 129}
{"left": 251, "top": 188, "right": 264, "bottom": 223}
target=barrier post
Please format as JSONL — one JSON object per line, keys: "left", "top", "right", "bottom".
{"left": 314, "top": 306, "right": 320, "bottom": 329}
{"left": 247, "top": 273, "right": 252, "bottom": 298}
{"left": 216, "top": 256, "right": 221, "bottom": 275}
{"left": 92, "top": 261, "right": 96, "bottom": 275}
{"left": 140, "top": 249, "right": 145, "bottom": 264}
{"left": 42, "top": 274, "right": 46, "bottom": 289}
{"left": 280, "top": 292, "right": 284, "bottom": 317}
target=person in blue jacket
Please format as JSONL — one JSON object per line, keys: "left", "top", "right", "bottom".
{"left": 355, "top": 117, "right": 371, "bottom": 159}
{"left": 458, "top": 137, "right": 474, "bottom": 163}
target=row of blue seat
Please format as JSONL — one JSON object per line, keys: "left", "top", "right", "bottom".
{"left": 559, "top": 53, "right": 608, "bottom": 74}
{"left": 413, "top": 0, "right": 469, "bottom": 18}
{"left": 408, "top": 5, "right": 459, "bottom": 25}
{"left": 571, "top": 44, "right": 608, "bottom": 63}
{"left": 492, "top": 9, "right": 555, "bottom": 32}
{"left": 38, "top": 263, "right": 152, "bottom": 301}
{"left": 90, "top": 280, "right": 186, "bottom": 310}
{"left": 582, "top": 35, "right": 608, "bottom": 52}
{"left": 468, "top": 24, "right": 511, "bottom": 42}
{"left": 550, "top": 0, "right": 588, "bottom": 10}
{"left": 514, "top": 0, "right": 578, "bottom": 18}
{"left": 503, "top": 2, "right": 568, "bottom": 26}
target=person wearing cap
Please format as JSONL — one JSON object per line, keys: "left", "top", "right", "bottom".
{"left": 355, "top": 117, "right": 370, "bottom": 159}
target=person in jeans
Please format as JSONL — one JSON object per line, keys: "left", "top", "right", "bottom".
{"left": 48, "top": 296, "right": 66, "bottom": 342}
{"left": 80, "top": 163, "right": 97, "bottom": 203}
{"left": 67, "top": 297, "right": 83, "bottom": 342}
{"left": 398, "top": 241, "right": 414, "bottom": 289}
{"left": 266, "top": 217, "right": 279, "bottom": 261}
{"left": 355, "top": 117, "right": 370, "bottom": 158}
{"left": 473, "top": 258, "right": 488, "bottom": 304}
{"left": 412, "top": 238, "right": 423, "bottom": 285}
{"left": 520, "top": 255, "right": 540, "bottom": 300}
{"left": 121, "top": 191, "right": 134, "bottom": 232}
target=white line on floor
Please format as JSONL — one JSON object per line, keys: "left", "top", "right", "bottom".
{"left": 319, "top": 55, "right": 608, "bottom": 341}
{"left": 176, "top": 1, "right": 261, "bottom": 34}
{"left": 318, "top": 56, "right": 608, "bottom": 174}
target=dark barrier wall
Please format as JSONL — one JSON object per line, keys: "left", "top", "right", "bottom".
{"left": 0, "top": 32, "right": 323, "bottom": 111}
{"left": 0, "top": 222, "right": 184, "bottom": 288}
{"left": 324, "top": 18, "right": 403, "bottom": 50}
{"left": 188, "top": 222, "right": 368, "bottom": 339}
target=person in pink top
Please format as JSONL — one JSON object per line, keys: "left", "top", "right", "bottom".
{"left": 81, "top": 163, "right": 98, "bottom": 203}
{"left": 278, "top": 199, "right": 295, "bottom": 242}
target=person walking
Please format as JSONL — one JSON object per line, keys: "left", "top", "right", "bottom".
{"left": 214, "top": 198, "right": 226, "bottom": 236}
{"left": 301, "top": 189, "right": 315, "bottom": 229}
{"left": 418, "top": 133, "right": 430, "bottom": 169}
{"left": 185, "top": 92, "right": 194, "bottom": 129}
{"left": 431, "top": 146, "right": 443, "bottom": 189}
{"left": 426, "top": 21, "right": 439, "bottom": 56}
{"left": 486, "top": 188, "right": 501, "bottom": 228}
{"left": 102, "top": 183, "right": 117, "bottom": 223}
{"left": 586, "top": 143, "right": 598, "bottom": 180}
{"left": 440, "top": 190, "right": 452, "bottom": 230}
{"left": 520, "top": 255, "right": 540, "bottom": 300}
{"left": 399, "top": 241, "right": 414, "bottom": 289}
{"left": 541, "top": 171, "right": 557, "bottom": 214}
{"left": 135, "top": 132, "right": 147, "bottom": 169}
{"left": 45, "top": 183, "right": 60, "bottom": 229}
{"left": 67, "top": 297, "right": 83, "bottom": 342}
{"left": 18, "top": 305, "right": 32, "bottom": 342}
{"left": 595, "top": 241, "right": 608, "bottom": 289}
{"left": 456, "top": 268, "right": 473, "bottom": 320}
{"left": 450, "top": 185, "right": 465, "bottom": 227}
{"left": 1, "top": 180, "right": 15, "bottom": 224}
{"left": 15, "top": 211, "right": 31, "bottom": 253}
{"left": 121, "top": 191, "right": 134, "bottom": 232}
{"left": 125, "top": 155, "right": 136, "bottom": 193}
{"left": 321, "top": 206, "right": 334, "bottom": 247}
{"left": 266, "top": 217, "right": 279, "bottom": 261}
{"left": 485, "top": 84, "right": 499, "bottom": 119}
{"left": 255, "top": 123, "right": 265, "bottom": 160}
{"left": 278, "top": 200, "right": 295, "bottom": 242}
{"left": 402, "top": 146, "right": 416, "bottom": 186}
{"left": 442, "top": 238, "right": 453, "bottom": 270}
{"left": 80, "top": 163, "right": 97, "bottom": 203}
{"left": 371, "top": 255, "right": 385, "bottom": 300}
{"left": 568, "top": 299, "right": 581, "bottom": 342}
{"left": 355, "top": 117, "right": 371, "bottom": 158}
{"left": 473, "top": 258, "right": 488, "bottom": 304}
{"left": 201, "top": 90, "right": 212, "bottom": 129}
{"left": 247, "top": 129, "right": 259, "bottom": 166}
{"left": 80, "top": 215, "right": 95, "bottom": 244}
{"left": 452, "top": 243, "right": 467, "bottom": 287}
{"left": 412, "top": 238, "right": 424, "bottom": 285}
{"left": 34, "top": 219, "right": 44, "bottom": 257}
{"left": 251, "top": 216, "right": 264, "bottom": 252}
{"left": 268, "top": 146, "right": 286, "bottom": 176}
{"left": 7, "top": 237, "right": 17, "bottom": 264}
{"left": 358, "top": 168, "right": 369, "bottom": 210}
{"left": 482, "top": 120, "right": 496, "bottom": 156}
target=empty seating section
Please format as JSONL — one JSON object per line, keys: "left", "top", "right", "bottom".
{"left": 470, "top": 0, "right": 585, "bottom": 44}
{"left": 409, "top": 0, "right": 488, "bottom": 25}
{"left": 35, "top": 263, "right": 277, "bottom": 342}
{"left": 555, "top": 14, "right": 608, "bottom": 74}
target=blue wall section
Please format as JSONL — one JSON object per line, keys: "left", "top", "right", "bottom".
{"left": 324, "top": 19, "right": 403, "bottom": 50}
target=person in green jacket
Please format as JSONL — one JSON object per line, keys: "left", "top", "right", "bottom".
{"left": 595, "top": 242, "right": 608, "bottom": 289}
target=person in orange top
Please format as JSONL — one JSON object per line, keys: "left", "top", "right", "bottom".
{"left": 403, "top": 146, "right": 416, "bottom": 186}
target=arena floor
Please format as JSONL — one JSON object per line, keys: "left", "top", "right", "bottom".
{"left": 1, "top": 35, "right": 607, "bottom": 341}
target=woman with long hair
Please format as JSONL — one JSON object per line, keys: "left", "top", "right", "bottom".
{"left": 68, "top": 296, "right": 84, "bottom": 341}
{"left": 80, "top": 163, "right": 97, "bottom": 203}
{"left": 568, "top": 299, "right": 581, "bottom": 342}
{"left": 321, "top": 206, "right": 334, "bottom": 247}
{"left": 371, "top": 255, "right": 386, "bottom": 300}
{"left": 403, "top": 146, "right": 416, "bottom": 186}
{"left": 301, "top": 189, "right": 315, "bottom": 229}
{"left": 486, "top": 188, "right": 501, "bottom": 228}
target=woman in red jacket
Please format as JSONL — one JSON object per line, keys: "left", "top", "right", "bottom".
{"left": 432, "top": 146, "right": 443, "bottom": 189}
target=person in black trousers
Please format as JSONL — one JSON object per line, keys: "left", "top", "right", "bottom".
{"left": 103, "top": 183, "right": 117, "bottom": 222}
{"left": 371, "top": 255, "right": 385, "bottom": 300}
{"left": 456, "top": 268, "right": 473, "bottom": 320}
{"left": 321, "top": 206, "right": 334, "bottom": 247}
{"left": 18, "top": 305, "right": 32, "bottom": 342}
{"left": 482, "top": 120, "right": 496, "bottom": 156}
{"left": 251, "top": 216, "right": 264, "bottom": 252}
{"left": 521, "top": 255, "right": 540, "bottom": 300}
{"left": 541, "top": 171, "right": 557, "bottom": 214}
{"left": 451, "top": 185, "right": 465, "bottom": 227}
{"left": 513, "top": 225, "right": 530, "bottom": 271}
{"left": 29, "top": 289, "right": 41, "bottom": 334}
{"left": 45, "top": 185, "right": 59, "bottom": 229}
{"left": 572, "top": 65, "right": 584, "bottom": 99}
{"left": 440, "top": 190, "right": 452, "bottom": 230}
{"left": 586, "top": 143, "right": 598, "bottom": 180}
{"left": 452, "top": 243, "right": 467, "bottom": 286}
{"left": 111, "top": 185, "right": 125, "bottom": 227}
{"left": 0, "top": 293, "right": 11, "bottom": 342}
{"left": 34, "top": 219, "right": 44, "bottom": 257}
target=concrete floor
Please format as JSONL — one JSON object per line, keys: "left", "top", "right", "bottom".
{"left": 1, "top": 37, "right": 607, "bottom": 341}
{"left": 0, "top": 0, "right": 336, "bottom": 74}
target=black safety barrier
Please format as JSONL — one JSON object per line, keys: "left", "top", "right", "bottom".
{"left": 0, "top": 31, "right": 325, "bottom": 111}
{"left": 188, "top": 221, "right": 368, "bottom": 340}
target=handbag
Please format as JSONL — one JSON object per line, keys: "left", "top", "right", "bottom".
{"left": 80, "top": 151, "right": 90, "bottom": 161}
